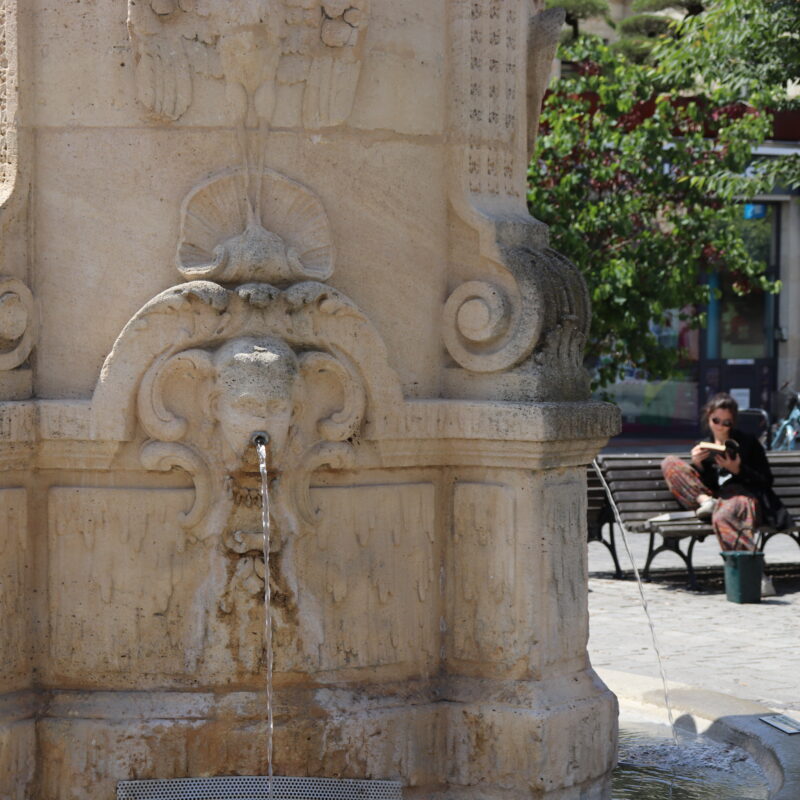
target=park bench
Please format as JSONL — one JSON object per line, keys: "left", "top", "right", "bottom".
{"left": 589, "top": 451, "right": 800, "bottom": 587}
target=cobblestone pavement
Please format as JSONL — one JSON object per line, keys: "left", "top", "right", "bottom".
{"left": 587, "top": 528, "right": 800, "bottom": 713}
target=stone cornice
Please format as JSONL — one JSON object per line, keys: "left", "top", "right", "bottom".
{"left": 0, "top": 398, "right": 619, "bottom": 472}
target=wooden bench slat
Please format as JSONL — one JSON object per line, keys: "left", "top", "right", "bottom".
{"left": 609, "top": 490, "right": 676, "bottom": 501}
{"left": 617, "top": 501, "right": 683, "bottom": 513}
{"left": 600, "top": 461, "right": 670, "bottom": 471}
{"left": 619, "top": 511, "right": 677, "bottom": 522}
{"left": 605, "top": 474, "right": 664, "bottom": 483}
{"left": 640, "top": 525, "right": 711, "bottom": 536}
{"left": 771, "top": 489, "right": 800, "bottom": 499}
{"left": 608, "top": 479, "right": 671, "bottom": 491}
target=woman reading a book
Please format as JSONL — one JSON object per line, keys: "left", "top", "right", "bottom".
{"left": 660, "top": 393, "right": 788, "bottom": 551}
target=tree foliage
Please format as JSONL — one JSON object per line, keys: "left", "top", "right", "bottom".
{"left": 618, "top": 14, "right": 671, "bottom": 40}
{"left": 528, "top": 35, "right": 776, "bottom": 389}
{"left": 656, "top": 0, "right": 800, "bottom": 189}
{"left": 656, "top": 0, "right": 800, "bottom": 108}
{"left": 620, "top": 0, "right": 706, "bottom": 62}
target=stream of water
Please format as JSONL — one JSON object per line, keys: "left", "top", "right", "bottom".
{"left": 592, "top": 461, "right": 678, "bottom": 745}
{"left": 256, "top": 438, "right": 274, "bottom": 798}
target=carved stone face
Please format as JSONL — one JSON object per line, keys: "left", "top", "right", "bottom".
{"left": 212, "top": 337, "right": 299, "bottom": 471}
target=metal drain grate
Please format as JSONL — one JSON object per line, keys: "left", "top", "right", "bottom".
{"left": 116, "top": 777, "right": 404, "bottom": 800}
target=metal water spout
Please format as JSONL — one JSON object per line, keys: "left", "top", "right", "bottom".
{"left": 251, "top": 431, "right": 270, "bottom": 450}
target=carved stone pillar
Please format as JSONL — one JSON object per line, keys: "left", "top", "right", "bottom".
{"left": 0, "top": 2, "right": 619, "bottom": 799}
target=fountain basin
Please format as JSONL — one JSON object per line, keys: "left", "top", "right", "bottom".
{"left": 615, "top": 721, "right": 769, "bottom": 799}
{"left": 600, "top": 668, "right": 800, "bottom": 800}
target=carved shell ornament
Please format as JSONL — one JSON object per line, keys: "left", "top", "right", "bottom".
{"left": 178, "top": 168, "right": 334, "bottom": 284}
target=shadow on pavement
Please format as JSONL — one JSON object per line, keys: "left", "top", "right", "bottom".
{"left": 590, "top": 564, "right": 800, "bottom": 598}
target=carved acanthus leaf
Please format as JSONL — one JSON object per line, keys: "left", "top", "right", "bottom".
{"left": 289, "top": 441, "right": 356, "bottom": 526}
{"left": 138, "top": 349, "right": 215, "bottom": 442}
{"left": 139, "top": 440, "right": 213, "bottom": 530}
{"left": 298, "top": 351, "right": 366, "bottom": 443}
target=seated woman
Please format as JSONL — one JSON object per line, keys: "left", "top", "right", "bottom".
{"left": 660, "top": 393, "right": 789, "bottom": 552}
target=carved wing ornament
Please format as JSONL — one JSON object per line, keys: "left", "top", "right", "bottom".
{"left": 127, "top": 0, "right": 371, "bottom": 125}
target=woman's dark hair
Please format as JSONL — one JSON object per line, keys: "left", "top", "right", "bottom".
{"left": 701, "top": 392, "right": 738, "bottom": 428}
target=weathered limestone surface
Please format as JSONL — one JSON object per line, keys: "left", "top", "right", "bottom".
{"left": 0, "top": 2, "right": 620, "bottom": 798}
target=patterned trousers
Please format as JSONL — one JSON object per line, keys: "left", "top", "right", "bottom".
{"left": 660, "top": 456, "right": 758, "bottom": 551}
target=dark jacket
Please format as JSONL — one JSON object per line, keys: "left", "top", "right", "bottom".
{"left": 693, "top": 428, "right": 790, "bottom": 529}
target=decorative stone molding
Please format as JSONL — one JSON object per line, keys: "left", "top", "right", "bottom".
{"left": 127, "top": 0, "right": 371, "bottom": 127}
{"left": 92, "top": 279, "right": 400, "bottom": 536}
{"left": 91, "top": 276, "right": 398, "bottom": 615}
{"left": 87, "top": 161, "right": 403, "bottom": 612}
{"left": 92, "top": 280, "right": 401, "bottom": 443}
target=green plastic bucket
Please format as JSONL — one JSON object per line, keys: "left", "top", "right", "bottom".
{"left": 720, "top": 551, "right": 764, "bottom": 603}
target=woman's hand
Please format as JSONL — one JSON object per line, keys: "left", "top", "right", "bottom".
{"left": 715, "top": 450, "right": 741, "bottom": 474}
{"left": 691, "top": 445, "right": 710, "bottom": 467}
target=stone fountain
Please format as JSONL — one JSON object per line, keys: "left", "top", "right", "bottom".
{"left": 0, "top": 2, "right": 620, "bottom": 798}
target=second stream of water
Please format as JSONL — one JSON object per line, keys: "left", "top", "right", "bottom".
{"left": 592, "top": 460, "right": 678, "bottom": 744}
{"left": 613, "top": 722, "right": 769, "bottom": 799}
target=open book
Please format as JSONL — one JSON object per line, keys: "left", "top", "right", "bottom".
{"left": 647, "top": 510, "right": 696, "bottom": 523}
{"left": 698, "top": 441, "right": 727, "bottom": 453}
{"left": 698, "top": 439, "right": 739, "bottom": 454}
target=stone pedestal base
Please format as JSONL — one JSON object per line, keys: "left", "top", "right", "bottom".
{"left": 30, "top": 669, "right": 615, "bottom": 799}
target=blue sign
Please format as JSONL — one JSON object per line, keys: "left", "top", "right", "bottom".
{"left": 744, "top": 203, "right": 767, "bottom": 219}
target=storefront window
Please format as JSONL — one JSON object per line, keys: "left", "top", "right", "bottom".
{"left": 719, "top": 283, "right": 768, "bottom": 359}
{"left": 711, "top": 204, "right": 777, "bottom": 361}
{"left": 604, "top": 306, "right": 699, "bottom": 432}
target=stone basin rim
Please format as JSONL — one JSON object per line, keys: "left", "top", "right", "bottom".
{"left": 600, "top": 667, "right": 800, "bottom": 800}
